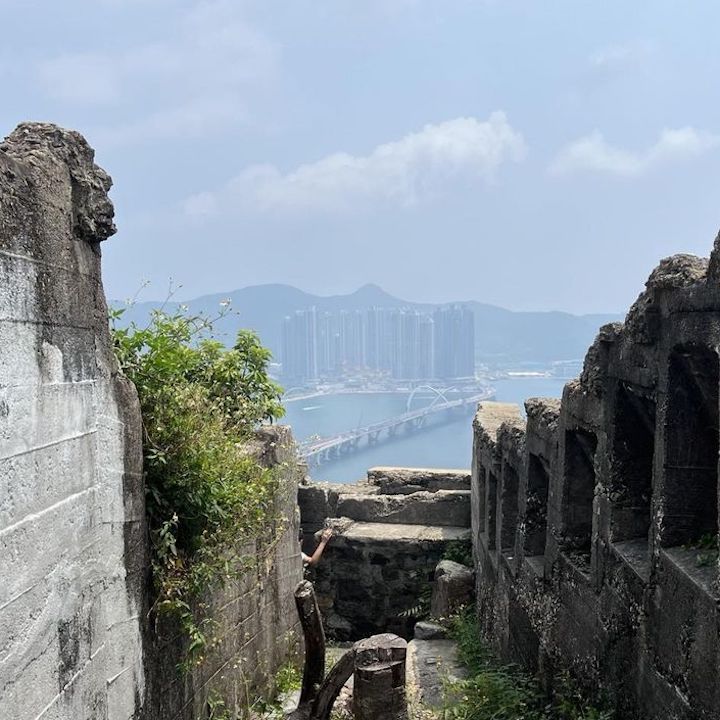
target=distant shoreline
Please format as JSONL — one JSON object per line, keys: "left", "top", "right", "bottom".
{"left": 284, "top": 388, "right": 444, "bottom": 403}
{"left": 282, "top": 374, "right": 570, "bottom": 404}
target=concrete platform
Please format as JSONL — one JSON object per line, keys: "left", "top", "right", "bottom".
{"left": 407, "top": 638, "right": 467, "bottom": 709}
{"left": 338, "top": 520, "right": 470, "bottom": 543}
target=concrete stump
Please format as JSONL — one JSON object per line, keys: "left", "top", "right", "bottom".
{"left": 353, "top": 633, "right": 408, "bottom": 720}
{"left": 430, "top": 560, "right": 473, "bottom": 618}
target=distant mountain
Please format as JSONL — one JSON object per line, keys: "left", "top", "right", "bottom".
{"left": 113, "top": 283, "right": 622, "bottom": 366}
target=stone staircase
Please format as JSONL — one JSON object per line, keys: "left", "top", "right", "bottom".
{"left": 298, "top": 467, "right": 472, "bottom": 640}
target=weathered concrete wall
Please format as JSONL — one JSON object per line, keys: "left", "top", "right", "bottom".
{"left": 472, "top": 243, "right": 720, "bottom": 719}
{"left": 0, "top": 124, "right": 146, "bottom": 719}
{"left": 146, "top": 425, "right": 304, "bottom": 720}
{"left": 299, "top": 468, "right": 471, "bottom": 640}
{"left": 0, "top": 123, "right": 305, "bottom": 720}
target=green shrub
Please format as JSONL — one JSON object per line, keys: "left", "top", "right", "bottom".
{"left": 444, "top": 608, "right": 613, "bottom": 720}
{"left": 450, "top": 606, "right": 493, "bottom": 675}
{"left": 442, "top": 538, "right": 473, "bottom": 568}
{"left": 445, "top": 608, "right": 542, "bottom": 720}
{"left": 444, "top": 670, "right": 542, "bottom": 720}
{"left": 274, "top": 660, "right": 302, "bottom": 695}
{"left": 110, "top": 307, "right": 285, "bottom": 667}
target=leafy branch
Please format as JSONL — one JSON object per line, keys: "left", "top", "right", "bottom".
{"left": 110, "top": 304, "right": 286, "bottom": 669}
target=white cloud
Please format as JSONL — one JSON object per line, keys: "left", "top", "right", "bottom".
{"left": 184, "top": 112, "right": 525, "bottom": 216}
{"left": 36, "top": 0, "right": 277, "bottom": 144}
{"left": 589, "top": 42, "right": 652, "bottom": 71}
{"left": 184, "top": 190, "right": 219, "bottom": 217}
{"left": 549, "top": 127, "right": 720, "bottom": 178}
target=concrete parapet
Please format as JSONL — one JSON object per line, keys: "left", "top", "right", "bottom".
{"left": 298, "top": 481, "right": 341, "bottom": 542}
{"left": 472, "top": 403, "right": 522, "bottom": 447}
{"left": 470, "top": 238, "right": 720, "bottom": 719}
{"left": 413, "top": 622, "right": 448, "bottom": 640}
{"left": 406, "top": 637, "right": 466, "bottom": 709}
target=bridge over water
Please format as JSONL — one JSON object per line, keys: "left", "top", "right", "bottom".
{"left": 298, "top": 387, "right": 494, "bottom": 467}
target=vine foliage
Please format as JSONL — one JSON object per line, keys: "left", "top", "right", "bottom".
{"left": 110, "top": 306, "right": 285, "bottom": 666}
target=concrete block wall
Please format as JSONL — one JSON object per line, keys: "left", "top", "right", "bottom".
{"left": 471, "top": 247, "right": 720, "bottom": 719}
{"left": 0, "top": 124, "right": 147, "bottom": 719}
{"left": 146, "top": 426, "right": 304, "bottom": 720}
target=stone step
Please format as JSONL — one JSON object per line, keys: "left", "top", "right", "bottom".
{"left": 406, "top": 637, "right": 467, "bottom": 712}
{"left": 298, "top": 480, "right": 472, "bottom": 535}
{"left": 367, "top": 467, "right": 471, "bottom": 494}
{"left": 336, "top": 520, "right": 470, "bottom": 544}
{"left": 336, "top": 488, "right": 470, "bottom": 527}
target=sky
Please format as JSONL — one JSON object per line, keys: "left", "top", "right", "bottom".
{"left": 2, "top": 0, "right": 719, "bottom": 314}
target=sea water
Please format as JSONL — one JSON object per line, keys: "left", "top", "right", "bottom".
{"left": 282, "top": 377, "right": 567, "bottom": 483}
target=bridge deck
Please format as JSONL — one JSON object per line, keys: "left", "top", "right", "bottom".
{"left": 299, "top": 391, "right": 493, "bottom": 459}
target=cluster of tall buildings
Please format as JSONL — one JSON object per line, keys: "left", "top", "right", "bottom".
{"left": 281, "top": 306, "right": 475, "bottom": 383}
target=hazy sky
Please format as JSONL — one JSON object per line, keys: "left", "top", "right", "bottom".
{"left": 2, "top": 0, "right": 719, "bottom": 313}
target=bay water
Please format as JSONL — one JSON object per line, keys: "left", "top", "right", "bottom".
{"left": 282, "top": 377, "right": 568, "bottom": 483}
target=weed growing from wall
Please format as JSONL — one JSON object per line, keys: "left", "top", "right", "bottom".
{"left": 242, "top": 659, "right": 302, "bottom": 718}
{"left": 110, "top": 306, "right": 285, "bottom": 668}
{"left": 683, "top": 531, "right": 719, "bottom": 567}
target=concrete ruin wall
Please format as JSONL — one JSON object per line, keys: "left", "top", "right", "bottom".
{"left": 0, "top": 123, "right": 305, "bottom": 720}
{"left": 471, "top": 245, "right": 720, "bottom": 719}
{"left": 0, "top": 124, "right": 147, "bottom": 719}
{"left": 299, "top": 467, "right": 471, "bottom": 640}
{"left": 146, "top": 426, "right": 304, "bottom": 720}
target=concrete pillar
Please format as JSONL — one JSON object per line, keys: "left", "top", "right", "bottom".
{"left": 353, "top": 633, "right": 408, "bottom": 720}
